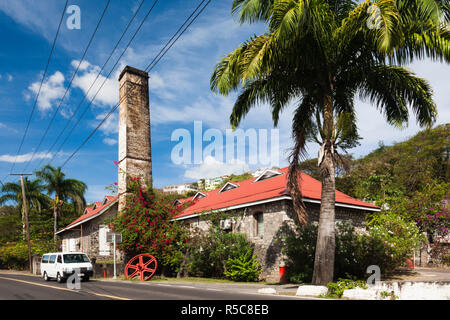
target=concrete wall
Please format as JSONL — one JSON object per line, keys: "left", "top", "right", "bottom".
{"left": 343, "top": 281, "right": 450, "bottom": 300}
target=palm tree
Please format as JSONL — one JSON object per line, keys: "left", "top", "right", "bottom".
{"left": 0, "top": 178, "right": 49, "bottom": 238}
{"left": 211, "top": 0, "right": 449, "bottom": 284}
{"left": 35, "top": 164, "right": 87, "bottom": 241}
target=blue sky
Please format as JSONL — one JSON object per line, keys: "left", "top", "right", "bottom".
{"left": 0, "top": 0, "right": 449, "bottom": 203}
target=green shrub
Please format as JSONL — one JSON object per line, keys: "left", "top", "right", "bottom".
{"left": 224, "top": 247, "right": 262, "bottom": 282}
{"left": 280, "top": 223, "right": 317, "bottom": 283}
{"left": 109, "top": 177, "right": 190, "bottom": 275}
{"left": 444, "top": 254, "right": 450, "bottom": 266}
{"left": 324, "top": 278, "right": 368, "bottom": 299}
{"left": 0, "top": 240, "right": 55, "bottom": 270}
{"left": 282, "top": 215, "right": 424, "bottom": 282}
{"left": 188, "top": 228, "right": 260, "bottom": 280}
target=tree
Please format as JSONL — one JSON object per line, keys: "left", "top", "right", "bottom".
{"left": 35, "top": 165, "right": 87, "bottom": 241}
{"left": 211, "top": 0, "right": 448, "bottom": 284}
{"left": 0, "top": 178, "right": 49, "bottom": 238}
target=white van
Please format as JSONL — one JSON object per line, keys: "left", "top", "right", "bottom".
{"left": 41, "top": 252, "right": 93, "bottom": 283}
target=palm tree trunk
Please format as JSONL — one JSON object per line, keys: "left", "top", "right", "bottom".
{"left": 53, "top": 199, "right": 58, "bottom": 243}
{"left": 312, "top": 91, "right": 336, "bottom": 285}
{"left": 21, "top": 206, "right": 26, "bottom": 241}
{"left": 312, "top": 140, "right": 336, "bottom": 285}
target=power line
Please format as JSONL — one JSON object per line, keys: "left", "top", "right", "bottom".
{"left": 49, "top": 0, "right": 160, "bottom": 167}
{"left": 33, "top": 0, "right": 146, "bottom": 171}
{"left": 59, "top": 0, "right": 212, "bottom": 169}
{"left": 146, "top": 0, "right": 212, "bottom": 73}
{"left": 144, "top": 0, "right": 208, "bottom": 72}
{"left": 8, "top": 0, "right": 69, "bottom": 175}
{"left": 23, "top": 0, "right": 112, "bottom": 171}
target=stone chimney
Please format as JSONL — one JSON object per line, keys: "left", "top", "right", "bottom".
{"left": 117, "top": 66, "right": 152, "bottom": 213}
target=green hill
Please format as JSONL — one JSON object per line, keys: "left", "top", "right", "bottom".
{"left": 299, "top": 124, "right": 449, "bottom": 204}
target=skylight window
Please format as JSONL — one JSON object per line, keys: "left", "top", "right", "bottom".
{"left": 218, "top": 182, "right": 239, "bottom": 193}
{"left": 253, "top": 169, "right": 283, "bottom": 183}
{"left": 192, "top": 192, "right": 207, "bottom": 200}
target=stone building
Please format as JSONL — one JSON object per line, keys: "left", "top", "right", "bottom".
{"left": 55, "top": 195, "right": 119, "bottom": 261}
{"left": 56, "top": 65, "right": 380, "bottom": 281}
{"left": 56, "top": 65, "right": 152, "bottom": 264}
{"left": 174, "top": 167, "right": 380, "bottom": 282}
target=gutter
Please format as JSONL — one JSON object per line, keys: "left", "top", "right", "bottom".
{"left": 55, "top": 198, "right": 118, "bottom": 235}
{"left": 173, "top": 195, "right": 380, "bottom": 221}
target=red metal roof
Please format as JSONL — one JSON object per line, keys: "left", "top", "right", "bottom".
{"left": 59, "top": 195, "right": 118, "bottom": 231}
{"left": 175, "top": 167, "right": 379, "bottom": 219}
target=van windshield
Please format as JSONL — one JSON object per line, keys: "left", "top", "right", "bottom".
{"left": 63, "top": 254, "right": 90, "bottom": 263}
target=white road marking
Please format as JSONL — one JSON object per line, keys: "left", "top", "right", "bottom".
{"left": 0, "top": 276, "right": 130, "bottom": 300}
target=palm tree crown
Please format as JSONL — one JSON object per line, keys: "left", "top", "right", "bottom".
{"left": 211, "top": 0, "right": 449, "bottom": 284}
{"left": 35, "top": 164, "right": 87, "bottom": 240}
{"left": 0, "top": 178, "right": 48, "bottom": 215}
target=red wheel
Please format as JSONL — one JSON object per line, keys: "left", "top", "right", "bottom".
{"left": 124, "top": 254, "right": 157, "bottom": 281}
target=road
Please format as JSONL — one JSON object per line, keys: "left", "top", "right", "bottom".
{"left": 0, "top": 272, "right": 307, "bottom": 300}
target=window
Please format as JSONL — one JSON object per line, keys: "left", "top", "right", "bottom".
{"left": 57, "top": 255, "right": 62, "bottom": 263}
{"left": 63, "top": 254, "right": 90, "bottom": 263}
{"left": 49, "top": 255, "right": 56, "bottom": 264}
{"left": 41, "top": 255, "right": 49, "bottom": 264}
{"left": 255, "top": 213, "right": 264, "bottom": 236}
{"left": 99, "top": 225, "right": 110, "bottom": 256}
{"left": 253, "top": 169, "right": 283, "bottom": 183}
{"left": 218, "top": 182, "right": 239, "bottom": 193}
{"left": 69, "top": 238, "right": 78, "bottom": 252}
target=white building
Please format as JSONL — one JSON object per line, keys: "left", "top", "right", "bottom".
{"left": 162, "top": 183, "right": 198, "bottom": 194}
{"left": 198, "top": 177, "right": 225, "bottom": 191}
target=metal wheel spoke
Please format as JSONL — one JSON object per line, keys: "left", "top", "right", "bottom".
{"left": 125, "top": 254, "right": 158, "bottom": 281}
{"left": 128, "top": 269, "right": 139, "bottom": 279}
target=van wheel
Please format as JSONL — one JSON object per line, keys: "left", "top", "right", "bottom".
{"left": 43, "top": 272, "right": 49, "bottom": 281}
{"left": 56, "top": 273, "right": 65, "bottom": 283}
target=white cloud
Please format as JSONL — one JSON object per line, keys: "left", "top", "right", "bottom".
{"left": 6, "top": 74, "right": 13, "bottom": 82}
{"left": 84, "top": 184, "right": 115, "bottom": 204}
{"left": 103, "top": 137, "right": 117, "bottom": 146}
{"left": 0, "top": 152, "right": 52, "bottom": 163}
{"left": 184, "top": 156, "right": 250, "bottom": 179}
{"left": 28, "top": 71, "right": 66, "bottom": 112}
{"left": 71, "top": 60, "right": 91, "bottom": 71}
{"left": 152, "top": 94, "right": 235, "bottom": 130}
{"left": 72, "top": 60, "right": 121, "bottom": 107}
{"left": 95, "top": 111, "right": 118, "bottom": 136}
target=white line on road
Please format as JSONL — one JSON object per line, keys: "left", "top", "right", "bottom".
{"left": 0, "top": 276, "right": 130, "bottom": 300}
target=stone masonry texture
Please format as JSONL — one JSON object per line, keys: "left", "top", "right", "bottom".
{"left": 118, "top": 66, "right": 152, "bottom": 213}
{"left": 183, "top": 200, "right": 369, "bottom": 282}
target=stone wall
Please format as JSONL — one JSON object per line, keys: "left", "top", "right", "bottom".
{"left": 59, "top": 203, "right": 122, "bottom": 262}
{"left": 118, "top": 66, "right": 152, "bottom": 213}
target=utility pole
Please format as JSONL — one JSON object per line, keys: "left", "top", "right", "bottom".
{"left": 10, "top": 173, "right": 33, "bottom": 273}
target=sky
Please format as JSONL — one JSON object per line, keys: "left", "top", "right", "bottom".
{"left": 0, "top": 0, "right": 449, "bottom": 203}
